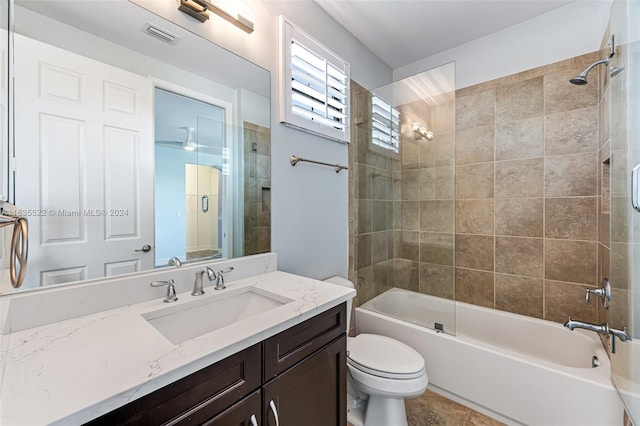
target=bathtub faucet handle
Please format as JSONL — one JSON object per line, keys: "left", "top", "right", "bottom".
{"left": 585, "top": 278, "right": 611, "bottom": 309}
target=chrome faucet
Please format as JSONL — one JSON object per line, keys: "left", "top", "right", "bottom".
{"left": 564, "top": 318, "right": 608, "bottom": 335}
{"left": 192, "top": 267, "right": 215, "bottom": 296}
{"left": 150, "top": 279, "right": 178, "bottom": 303}
{"left": 213, "top": 267, "right": 234, "bottom": 290}
{"left": 168, "top": 257, "right": 183, "bottom": 268}
{"left": 564, "top": 317, "right": 631, "bottom": 353}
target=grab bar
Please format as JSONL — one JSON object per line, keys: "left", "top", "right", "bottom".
{"left": 290, "top": 155, "right": 348, "bottom": 173}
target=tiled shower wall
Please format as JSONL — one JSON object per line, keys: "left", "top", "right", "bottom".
{"left": 243, "top": 122, "right": 271, "bottom": 256}
{"left": 351, "top": 51, "right": 610, "bottom": 324}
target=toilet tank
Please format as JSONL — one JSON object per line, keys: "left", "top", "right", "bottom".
{"left": 323, "top": 276, "right": 355, "bottom": 331}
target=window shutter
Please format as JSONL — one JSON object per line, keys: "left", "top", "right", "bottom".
{"left": 371, "top": 96, "right": 400, "bottom": 153}
{"left": 279, "top": 16, "right": 350, "bottom": 143}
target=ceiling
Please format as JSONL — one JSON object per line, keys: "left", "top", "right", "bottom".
{"left": 315, "top": 0, "right": 574, "bottom": 69}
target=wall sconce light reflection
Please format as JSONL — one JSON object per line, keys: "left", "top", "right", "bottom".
{"left": 412, "top": 121, "right": 433, "bottom": 141}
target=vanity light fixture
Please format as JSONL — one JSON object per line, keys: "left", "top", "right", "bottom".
{"left": 178, "top": 0, "right": 255, "bottom": 33}
{"left": 178, "top": 0, "right": 210, "bottom": 23}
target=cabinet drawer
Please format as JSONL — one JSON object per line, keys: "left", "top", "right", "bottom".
{"left": 202, "top": 389, "right": 262, "bottom": 426}
{"left": 85, "top": 343, "right": 261, "bottom": 426}
{"left": 263, "top": 303, "right": 346, "bottom": 380}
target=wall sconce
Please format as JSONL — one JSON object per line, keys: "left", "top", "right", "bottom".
{"left": 178, "top": 0, "right": 255, "bottom": 33}
{"left": 412, "top": 122, "right": 433, "bottom": 141}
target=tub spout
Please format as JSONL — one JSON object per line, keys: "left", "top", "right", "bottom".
{"left": 609, "top": 327, "right": 631, "bottom": 342}
{"left": 563, "top": 317, "right": 609, "bottom": 335}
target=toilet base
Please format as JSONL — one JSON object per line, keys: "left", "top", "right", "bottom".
{"left": 363, "top": 395, "right": 408, "bottom": 426}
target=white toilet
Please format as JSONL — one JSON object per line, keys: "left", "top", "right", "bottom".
{"left": 324, "top": 277, "right": 428, "bottom": 426}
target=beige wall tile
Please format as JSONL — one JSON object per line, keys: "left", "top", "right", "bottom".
{"left": 372, "top": 231, "right": 389, "bottom": 264}
{"left": 545, "top": 107, "right": 599, "bottom": 156}
{"left": 545, "top": 239, "right": 597, "bottom": 285}
{"left": 393, "top": 259, "right": 419, "bottom": 292}
{"left": 496, "top": 77, "right": 544, "bottom": 122}
{"left": 495, "top": 158, "right": 543, "bottom": 198}
{"left": 420, "top": 232, "right": 454, "bottom": 266}
{"left": 421, "top": 167, "right": 455, "bottom": 201}
{"left": 373, "top": 260, "right": 393, "bottom": 296}
{"left": 544, "top": 280, "right": 598, "bottom": 323}
{"left": 420, "top": 133, "right": 455, "bottom": 168}
{"left": 545, "top": 152, "right": 598, "bottom": 197}
{"left": 420, "top": 200, "right": 454, "bottom": 232}
{"left": 455, "top": 125, "right": 495, "bottom": 165}
{"left": 372, "top": 200, "right": 389, "bottom": 232}
{"left": 455, "top": 234, "right": 494, "bottom": 271}
{"left": 599, "top": 86, "right": 611, "bottom": 148}
{"left": 402, "top": 169, "right": 420, "bottom": 200}
{"left": 495, "top": 274, "right": 543, "bottom": 318}
{"left": 455, "top": 268, "right": 494, "bottom": 308}
{"left": 598, "top": 243, "right": 610, "bottom": 284}
{"left": 456, "top": 163, "right": 494, "bottom": 199}
{"left": 357, "top": 234, "right": 372, "bottom": 270}
{"left": 456, "top": 89, "right": 495, "bottom": 131}
{"left": 544, "top": 70, "right": 598, "bottom": 115}
{"left": 401, "top": 201, "right": 420, "bottom": 231}
{"left": 495, "top": 198, "right": 543, "bottom": 237}
{"left": 419, "top": 263, "right": 454, "bottom": 300}
{"left": 394, "top": 231, "right": 419, "bottom": 261}
{"left": 456, "top": 199, "right": 494, "bottom": 235}
{"left": 495, "top": 236, "right": 543, "bottom": 278}
{"left": 495, "top": 117, "right": 544, "bottom": 161}
{"left": 356, "top": 267, "right": 373, "bottom": 305}
{"left": 357, "top": 199, "right": 371, "bottom": 234}
{"left": 610, "top": 242, "right": 630, "bottom": 290}
{"left": 545, "top": 197, "right": 598, "bottom": 240}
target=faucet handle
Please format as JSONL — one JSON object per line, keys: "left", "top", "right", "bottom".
{"left": 585, "top": 278, "right": 611, "bottom": 309}
{"left": 214, "top": 267, "right": 234, "bottom": 290}
{"left": 150, "top": 279, "right": 178, "bottom": 303}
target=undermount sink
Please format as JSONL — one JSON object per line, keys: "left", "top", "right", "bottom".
{"left": 142, "top": 287, "right": 293, "bottom": 345}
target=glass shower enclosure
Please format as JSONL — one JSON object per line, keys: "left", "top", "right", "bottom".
{"left": 353, "top": 63, "right": 456, "bottom": 335}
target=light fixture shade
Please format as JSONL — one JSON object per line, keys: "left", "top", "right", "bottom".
{"left": 177, "top": 0, "right": 254, "bottom": 33}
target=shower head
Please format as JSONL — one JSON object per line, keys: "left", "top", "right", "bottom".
{"left": 569, "top": 57, "right": 610, "bottom": 86}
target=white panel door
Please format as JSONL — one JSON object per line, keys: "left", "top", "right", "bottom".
{"left": 14, "top": 35, "right": 154, "bottom": 289}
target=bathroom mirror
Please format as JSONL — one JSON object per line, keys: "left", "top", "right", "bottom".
{"left": 3, "top": 0, "right": 271, "bottom": 293}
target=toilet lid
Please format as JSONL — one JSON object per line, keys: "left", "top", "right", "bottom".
{"left": 347, "top": 334, "right": 425, "bottom": 379}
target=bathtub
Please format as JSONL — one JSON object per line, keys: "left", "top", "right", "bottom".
{"left": 357, "top": 288, "right": 625, "bottom": 426}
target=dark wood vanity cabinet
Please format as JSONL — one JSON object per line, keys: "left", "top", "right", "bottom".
{"left": 85, "top": 303, "right": 346, "bottom": 426}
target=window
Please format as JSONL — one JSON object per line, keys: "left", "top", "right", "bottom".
{"left": 371, "top": 95, "right": 400, "bottom": 153}
{"left": 279, "top": 16, "right": 350, "bottom": 143}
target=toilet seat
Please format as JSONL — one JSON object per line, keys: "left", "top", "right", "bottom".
{"left": 347, "top": 334, "right": 425, "bottom": 380}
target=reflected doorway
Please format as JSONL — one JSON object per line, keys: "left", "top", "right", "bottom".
{"left": 154, "top": 88, "right": 229, "bottom": 267}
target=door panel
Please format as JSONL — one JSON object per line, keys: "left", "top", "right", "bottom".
{"left": 609, "top": 0, "right": 640, "bottom": 423}
{"left": 14, "top": 34, "right": 154, "bottom": 289}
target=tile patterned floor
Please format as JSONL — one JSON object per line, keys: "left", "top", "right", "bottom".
{"left": 348, "top": 390, "right": 505, "bottom": 426}
{"left": 406, "top": 391, "right": 504, "bottom": 426}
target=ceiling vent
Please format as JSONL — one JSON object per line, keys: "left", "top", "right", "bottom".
{"left": 143, "top": 22, "right": 180, "bottom": 45}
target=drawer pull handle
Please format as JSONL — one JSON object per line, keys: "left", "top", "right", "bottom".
{"left": 250, "top": 414, "right": 258, "bottom": 426}
{"left": 269, "top": 400, "right": 280, "bottom": 426}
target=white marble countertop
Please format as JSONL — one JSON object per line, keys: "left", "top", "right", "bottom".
{"left": 0, "top": 271, "right": 355, "bottom": 425}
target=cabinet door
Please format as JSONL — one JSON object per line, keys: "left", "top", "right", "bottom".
{"left": 202, "top": 390, "right": 261, "bottom": 426}
{"left": 263, "top": 335, "right": 346, "bottom": 426}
